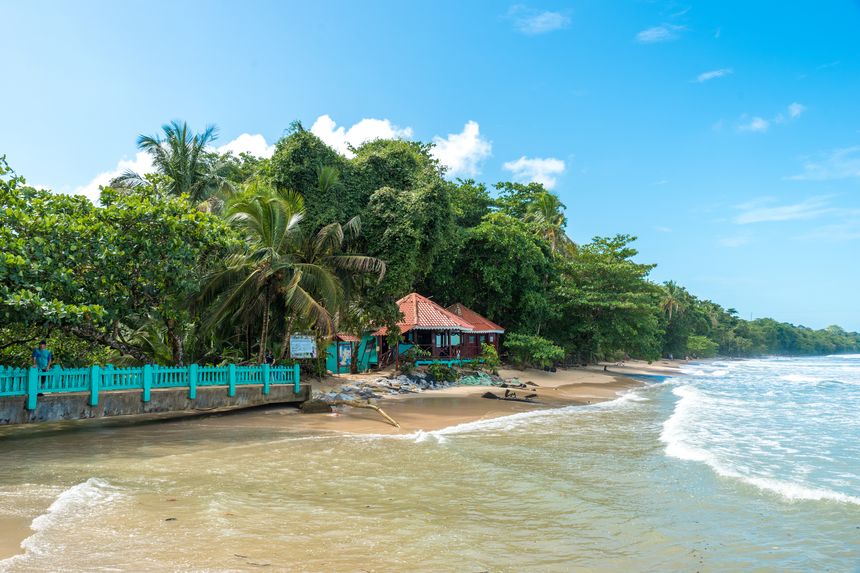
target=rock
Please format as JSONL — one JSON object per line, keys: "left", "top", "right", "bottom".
{"left": 482, "top": 392, "right": 500, "bottom": 400}
{"left": 300, "top": 399, "right": 333, "bottom": 414}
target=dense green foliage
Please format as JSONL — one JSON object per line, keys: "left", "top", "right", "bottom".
{"left": 2, "top": 119, "right": 859, "bottom": 367}
{"left": 504, "top": 333, "right": 566, "bottom": 369}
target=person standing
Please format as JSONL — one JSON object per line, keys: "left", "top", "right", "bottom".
{"left": 32, "top": 340, "right": 53, "bottom": 371}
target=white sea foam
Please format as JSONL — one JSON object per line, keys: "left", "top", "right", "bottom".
{"left": 661, "top": 382, "right": 860, "bottom": 505}
{"left": 779, "top": 373, "right": 826, "bottom": 383}
{"left": 0, "top": 478, "right": 122, "bottom": 569}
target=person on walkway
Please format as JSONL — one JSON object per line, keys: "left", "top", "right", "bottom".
{"left": 32, "top": 340, "right": 53, "bottom": 371}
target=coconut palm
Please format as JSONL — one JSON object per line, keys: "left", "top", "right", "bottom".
{"left": 660, "top": 281, "right": 685, "bottom": 321}
{"left": 525, "top": 191, "right": 576, "bottom": 256}
{"left": 200, "top": 183, "right": 385, "bottom": 363}
{"left": 111, "top": 120, "right": 231, "bottom": 205}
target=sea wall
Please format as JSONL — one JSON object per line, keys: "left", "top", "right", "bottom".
{"left": 0, "top": 384, "right": 310, "bottom": 425}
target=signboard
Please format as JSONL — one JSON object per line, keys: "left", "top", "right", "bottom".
{"left": 290, "top": 335, "right": 317, "bottom": 359}
{"left": 338, "top": 342, "right": 352, "bottom": 367}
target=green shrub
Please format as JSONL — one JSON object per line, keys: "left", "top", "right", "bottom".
{"left": 504, "top": 333, "right": 564, "bottom": 369}
{"left": 685, "top": 335, "right": 719, "bottom": 358}
{"left": 479, "top": 342, "right": 501, "bottom": 374}
{"left": 427, "top": 362, "right": 459, "bottom": 382}
{"left": 399, "top": 346, "right": 429, "bottom": 374}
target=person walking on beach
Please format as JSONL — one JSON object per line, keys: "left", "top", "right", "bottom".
{"left": 32, "top": 340, "right": 53, "bottom": 371}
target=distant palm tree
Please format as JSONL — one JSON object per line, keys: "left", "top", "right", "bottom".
{"left": 660, "top": 281, "right": 685, "bottom": 320}
{"left": 525, "top": 191, "right": 576, "bottom": 256}
{"left": 111, "top": 120, "right": 231, "bottom": 205}
{"left": 200, "top": 183, "right": 385, "bottom": 363}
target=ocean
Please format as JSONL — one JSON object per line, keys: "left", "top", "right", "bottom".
{"left": 1, "top": 356, "right": 858, "bottom": 572}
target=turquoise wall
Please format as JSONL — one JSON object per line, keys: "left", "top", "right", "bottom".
{"left": 326, "top": 336, "right": 378, "bottom": 374}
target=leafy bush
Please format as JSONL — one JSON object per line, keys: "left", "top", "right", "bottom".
{"left": 685, "top": 335, "right": 719, "bottom": 358}
{"left": 479, "top": 342, "right": 501, "bottom": 374}
{"left": 504, "top": 333, "right": 564, "bottom": 369}
{"left": 427, "top": 362, "right": 459, "bottom": 382}
{"left": 399, "top": 346, "right": 429, "bottom": 374}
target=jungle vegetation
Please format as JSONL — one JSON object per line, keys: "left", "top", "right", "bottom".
{"left": 2, "top": 121, "right": 858, "bottom": 368}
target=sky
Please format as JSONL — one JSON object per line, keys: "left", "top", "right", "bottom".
{"left": 2, "top": 0, "right": 860, "bottom": 330}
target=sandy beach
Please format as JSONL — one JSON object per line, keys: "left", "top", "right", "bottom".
{"left": 295, "top": 359, "right": 682, "bottom": 434}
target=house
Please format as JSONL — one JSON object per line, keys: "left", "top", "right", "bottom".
{"left": 373, "top": 292, "right": 474, "bottom": 364}
{"left": 446, "top": 303, "right": 505, "bottom": 355}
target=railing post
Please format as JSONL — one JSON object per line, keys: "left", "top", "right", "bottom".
{"left": 103, "top": 364, "right": 113, "bottom": 391}
{"left": 89, "top": 365, "right": 100, "bottom": 407}
{"left": 228, "top": 363, "right": 236, "bottom": 397}
{"left": 188, "top": 364, "right": 198, "bottom": 400}
{"left": 142, "top": 364, "right": 152, "bottom": 402}
{"left": 293, "top": 363, "right": 300, "bottom": 394}
{"left": 261, "top": 363, "right": 270, "bottom": 396}
{"left": 26, "top": 367, "right": 38, "bottom": 411}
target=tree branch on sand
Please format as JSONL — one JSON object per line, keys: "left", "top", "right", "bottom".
{"left": 330, "top": 399, "right": 400, "bottom": 428}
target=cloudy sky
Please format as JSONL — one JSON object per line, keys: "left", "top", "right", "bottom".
{"left": 3, "top": 1, "right": 860, "bottom": 330}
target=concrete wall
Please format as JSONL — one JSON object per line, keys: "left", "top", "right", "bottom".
{"left": 0, "top": 384, "right": 310, "bottom": 426}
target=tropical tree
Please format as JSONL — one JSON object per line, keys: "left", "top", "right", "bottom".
{"left": 111, "top": 120, "right": 232, "bottom": 206}
{"left": 660, "top": 281, "right": 685, "bottom": 320}
{"left": 200, "top": 183, "right": 385, "bottom": 363}
{"left": 525, "top": 191, "right": 576, "bottom": 256}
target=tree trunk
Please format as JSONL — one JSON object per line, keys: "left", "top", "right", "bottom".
{"left": 330, "top": 399, "right": 400, "bottom": 428}
{"left": 165, "top": 318, "right": 185, "bottom": 365}
{"left": 258, "top": 288, "right": 271, "bottom": 364}
{"left": 279, "top": 317, "right": 294, "bottom": 360}
{"left": 66, "top": 324, "right": 150, "bottom": 363}
{"left": 350, "top": 340, "right": 359, "bottom": 374}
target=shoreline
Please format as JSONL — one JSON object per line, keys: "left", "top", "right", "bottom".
{"left": 0, "top": 359, "right": 684, "bottom": 561}
{"left": 297, "top": 359, "right": 684, "bottom": 435}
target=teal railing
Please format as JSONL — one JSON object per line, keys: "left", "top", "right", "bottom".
{"left": 0, "top": 363, "right": 301, "bottom": 411}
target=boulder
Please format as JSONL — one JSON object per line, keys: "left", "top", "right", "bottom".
{"left": 300, "top": 400, "right": 333, "bottom": 414}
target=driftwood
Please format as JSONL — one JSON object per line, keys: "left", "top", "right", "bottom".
{"left": 331, "top": 400, "right": 401, "bottom": 428}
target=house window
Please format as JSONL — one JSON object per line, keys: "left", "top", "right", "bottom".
{"left": 489, "top": 334, "right": 494, "bottom": 342}
{"left": 469, "top": 335, "right": 475, "bottom": 343}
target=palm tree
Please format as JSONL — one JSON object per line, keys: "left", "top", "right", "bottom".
{"left": 525, "top": 191, "right": 576, "bottom": 256}
{"left": 660, "top": 281, "right": 685, "bottom": 321}
{"left": 111, "top": 120, "right": 231, "bottom": 205}
{"left": 200, "top": 183, "right": 385, "bottom": 363}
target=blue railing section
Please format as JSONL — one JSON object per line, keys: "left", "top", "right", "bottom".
{"left": 0, "top": 363, "right": 301, "bottom": 410}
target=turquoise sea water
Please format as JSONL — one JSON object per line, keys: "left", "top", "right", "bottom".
{"left": 0, "top": 356, "right": 858, "bottom": 571}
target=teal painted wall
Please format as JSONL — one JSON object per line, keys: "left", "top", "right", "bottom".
{"left": 326, "top": 336, "right": 378, "bottom": 374}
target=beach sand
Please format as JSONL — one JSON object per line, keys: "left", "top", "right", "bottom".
{"left": 294, "top": 359, "right": 682, "bottom": 435}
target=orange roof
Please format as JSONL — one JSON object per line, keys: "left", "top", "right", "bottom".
{"left": 374, "top": 293, "right": 474, "bottom": 335}
{"left": 335, "top": 332, "right": 361, "bottom": 343}
{"left": 447, "top": 303, "right": 505, "bottom": 333}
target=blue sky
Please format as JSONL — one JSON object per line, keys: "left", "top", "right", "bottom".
{"left": 3, "top": 1, "right": 860, "bottom": 330}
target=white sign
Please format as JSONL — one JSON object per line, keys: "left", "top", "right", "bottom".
{"left": 290, "top": 335, "right": 317, "bottom": 359}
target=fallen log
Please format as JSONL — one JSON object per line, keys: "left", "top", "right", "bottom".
{"left": 330, "top": 399, "right": 401, "bottom": 428}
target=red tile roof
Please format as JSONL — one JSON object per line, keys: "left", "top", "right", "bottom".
{"left": 335, "top": 332, "right": 361, "bottom": 343}
{"left": 374, "top": 293, "right": 474, "bottom": 335}
{"left": 446, "top": 303, "right": 505, "bottom": 333}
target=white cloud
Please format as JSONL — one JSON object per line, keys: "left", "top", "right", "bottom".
{"left": 507, "top": 5, "right": 571, "bottom": 35}
{"left": 430, "top": 121, "right": 492, "bottom": 177}
{"left": 738, "top": 117, "right": 770, "bottom": 133}
{"left": 216, "top": 133, "right": 275, "bottom": 158}
{"left": 503, "top": 156, "right": 566, "bottom": 189}
{"left": 788, "top": 102, "right": 806, "bottom": 119}
{"left": 734, "top": 196, "right": 836, "bottom": 224}
{"left": 736, "top": 103, "right": 805, "bottom": 133}
{"left": 788, "top": 146, "right": 860, "bottom": 181}
{"left": 73, "top": 151, "right": 155, "bottom": 203}
{"left": 635, "top": 24, "right": 685, "bottom": 44}
{"left": 696, "top": 68, "right": 733, "bottom": 82}
{"left": 310, "top": 114, "right": 413, "bottom": 158}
